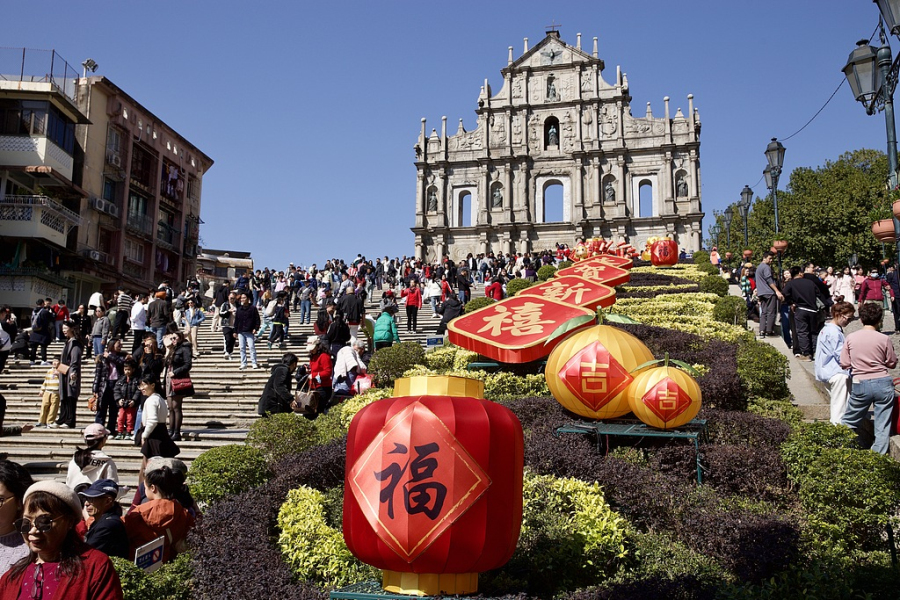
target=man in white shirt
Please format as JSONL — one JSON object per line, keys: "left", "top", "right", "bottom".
{"left": 130, "top": 293, "right": 148, "bottom": 354}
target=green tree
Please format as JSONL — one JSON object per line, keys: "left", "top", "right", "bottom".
{"left": 710, "top": 149, "right": 890, "bottom": 270}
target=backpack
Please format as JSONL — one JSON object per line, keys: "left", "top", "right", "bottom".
{"left": 219, "top": 302, "right": 231, "bottom": 319}
{"left": 264, "top": 300, "right": 277, "bottom": 318}
{"left": 0, "top": 328, "right": 11, "bottom": 352}
{"left": 274, "top": 304, "right": 287, "bottom": 322}
{"left": 31, "top": 309, "right": 46, "bottom": 333}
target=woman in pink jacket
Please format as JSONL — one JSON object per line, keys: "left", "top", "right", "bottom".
{"left": 401, "top": 282, "right": 423, "bottom": 334}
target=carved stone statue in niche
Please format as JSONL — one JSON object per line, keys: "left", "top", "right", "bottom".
{"left": 491, "top": 187, "right": 503, "bottom": 209}
{"left": 601, "top": 105, "right": 617, "bottom": 137}
{"left": 676, "top": 175, "right": 688, "bottom": 197}
{"left": 427, "top": 188, "right": 438, "bottom": 212}
{"left": 547, "top": 76, "right": 559, "bottom": 101}
{"left": 604, "top": 181, "right": 616, "bottom": 203}
{"left": 548, "top": 125, "right": 559, "bottom": 146}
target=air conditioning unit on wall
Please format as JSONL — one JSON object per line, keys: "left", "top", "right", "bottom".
{"left": 90, "top": 197, "right": 105, "bottom": 213}
{"left": 105, "top": 203, "right": 120, "bottom": 219}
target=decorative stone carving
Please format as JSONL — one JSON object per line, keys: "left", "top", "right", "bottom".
{"left": 546, "top": 75, "right": 559, "bottom": 102}
{"left": 676, "top": 175, "right": 688, "bottom": 198}
{"left": 540, "top": 45, "right": 563, "bottom": 65}
{"left": 605, "top": 180, "right": 616, "bottom": 203}
{"left": 491, "top": 186, "right": 503, "bottom": 209}
{"left": 601, "top": 105, "right": 617, "bottom": 137}
{"left": 427, "top": 188, "right": 438, "bottom": 212}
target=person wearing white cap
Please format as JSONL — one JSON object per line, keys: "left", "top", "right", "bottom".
{"left": 0, "top": 480, "right": 123, "bottom": 599}
{"left": 65, "top": 424, "right": 118, "bottom": 492}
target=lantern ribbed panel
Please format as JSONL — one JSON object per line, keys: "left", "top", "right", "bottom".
{"left": 626, "top": 366, "right": 702, "bottom": 429}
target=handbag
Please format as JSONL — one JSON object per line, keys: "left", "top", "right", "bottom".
{"left": 354, "top": 374, "right": 373, "bottom": 395}
{"left": 171, "top": 376, "right": 195, "bottom": 397}
{"left": 87, "top": 394, "right": 98, "bottom": 412}
{"left": 291, "top": 382, "right": 318, "bottom": 416}
{"left": 133, "top": 426, "right": 144, "bottom": 446}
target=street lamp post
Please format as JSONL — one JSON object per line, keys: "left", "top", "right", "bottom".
{"left": 764, "top": 138, "right": 786, "bottom": 273}
{"left": 843, "top": 11, "right": 900, "bottom": 267}
{"left": 739, "top": 185, "right": 753, "bottom": 246}
{"left": 723, "top": 207, "right": 734, "bottom": 248}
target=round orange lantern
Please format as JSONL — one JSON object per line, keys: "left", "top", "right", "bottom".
{"left": 545, "top": 325, "right": 654, "bottom": 420}
{"left": 650, "top": 239, "right": 678, "bottom": 267}
{"left": 626, "top": 364, "right": 702, "bottom": 429}
{"left": 343, "top": 375, "right": 523, "bottom": 596}
{"left": 872, "top": 219, "right": 896, "bottom": 243}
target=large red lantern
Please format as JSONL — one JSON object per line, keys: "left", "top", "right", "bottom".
{"left": 650, "top": 239, "right": 678, "bottom": 267}
{"left": 344, "top": 376, "right": 524, "bottom": 596}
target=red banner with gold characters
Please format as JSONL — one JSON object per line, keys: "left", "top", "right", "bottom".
{"left": 447, "top": 296, "right": 596, "bottom": 363}
{"left": 343, "top": 376, "right": 524, "bottom": 596}
{"left": 518, "top": 275, "right": 616, "bottom": 311}
{"left": 556, "top": 257, "right": 631, "bottom": 287}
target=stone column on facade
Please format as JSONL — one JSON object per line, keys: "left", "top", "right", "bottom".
{"left": 503, "top": 164, "right": 513, "bottom": 224}
{"left": 690, "top": 222, "right": 701, "bottom": 252}
{"left": 478, "top": 165, "right": 489, "bottom": 226}
{"left": 415, "top": 171, "right": 425, "bottom": 228}
{"left": 663, "top": 150, "right": 674, "bottom": 215}
{"left": 438, "top": 169, "right": 448, "bottom": 228}
{"left": 616, "top": 156, "right": 627, "bottom": 219}
{"left": 515, "top": 161, "right": 530, "bottom": 223}
{"left": 518, "top": 229, "right": 530, "bottom": 255}
{"left": 441, "top": 116, "right": 448, "bottom": 159}
{"left": 689, "top": 149, "right": 700, "bottom": 213}
{"left": 591, "top": 159, "right": 602, "bottom": 220}
{"left": 572, "top": 161, "right": 584, "bottom": 223}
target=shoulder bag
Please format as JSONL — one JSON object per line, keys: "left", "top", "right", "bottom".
{"left": 171, "top": 375, "right": 195, "bottom": 397}
{"left": 291, "top": 381, "right": 318, "bottom": 416}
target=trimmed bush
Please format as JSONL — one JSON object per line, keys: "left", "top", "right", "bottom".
{"left": 798, "top": 447, "right": 900, "bottom": 552}
{"left": 698, "top": 262, "right": 719, "bottom": 276}
{"left": 151, "top": 551, "right": 194, "bottom": 600}
{"left": 424, "top": 344, "right": 478, "bottom": 370}
{"left": 277, "top": 486, "right": 379, "bottom": 587}
{"left": 698, "top": 274, "right": 729, "bottom": 297}
{"left": 713, "top": 295, "right": 747, "bottom": 326}
{"left": 246, "top": 412, "right": 319, "bottom": 466}
{"left": 736, "top": 340, "right": 790, "bottom": 401}
{"left": 781, "top": 421, "right": 860, "bottom": 483}
{"left": 482, "top": 471, "right": 631, "bottom": 597}
{"left": 557, "top": 260, "right": 573, "bottom": 270}
{"left": 366, "top": 341, "right": 425, "bottom": 387}
{"left": 463, "top": 296, "right": 495, "bottom": 313}
{"left": 111, "top": 556, "right": 157, "bottom": 600}
{"left": 506, "top": 277, "right": 535, "bottom": 296}
{"left": 189, "top": 444, "right": 270, "bottom": 505}
{"left": 537, "top": 264, "right": 557, "bottom": 281}
{"left": 486, "top": 372, "right": 550, "bottom": 401}
{"left": 701, "top": 408, "right": 791, "bottom": 449}
{"left": 692, "top": 250, "right": 710, "bottom": 264}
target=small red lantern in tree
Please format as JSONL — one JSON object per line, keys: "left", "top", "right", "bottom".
{"left": 344, "top": 376, "right": 524, "bottom": 596}
{"left": 650, "top": 239, "right": 678, "bottom": 266}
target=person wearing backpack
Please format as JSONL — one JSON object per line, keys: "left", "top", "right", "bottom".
{"left": 268, "top": 296, "right": 289, "bottom": 349}
{"left": 29, "top": 300, "right": 53, "bottom": 366}
{"left": 219, "top": 292, "right": 236, "bottom": 359}
{"left": 0, "top": 305, "right": 15, "bottom": 373}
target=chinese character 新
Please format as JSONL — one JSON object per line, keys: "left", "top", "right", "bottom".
{"left": 540, "top": 279, "right": 590, "bottom": 305}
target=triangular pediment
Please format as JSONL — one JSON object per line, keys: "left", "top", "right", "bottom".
{"left": 506, "top": 33, "right": 600, "bottom": 73}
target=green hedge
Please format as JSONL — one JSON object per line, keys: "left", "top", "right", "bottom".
{"left": 367, "top": 341, "right": 426, "bottom": 387}
{"left": 693, "top": 250, "right": 710, "bottom": 264}
{"left": 111, "top": 552, "right": 193, "bottom": 600}
{"left": 464, "top": 296, "right": 496, "bottom": 313}
{"left": 246, "top": 413, "right": 319, "bottom": 465}
{"left": 557, "top": 260, "right": 573, "bottom": 270}
{"left": 713, "top": 295, "right": 747, "bottom": 325}
{"left": 699, "top": 274, "right": 729, "bottom": 297}
{"left": 736, "top": 340, "right": 789, "bottom": 401}
{"left": 537, "top": 264, "right": 557, "bottom": 281}
{"left": 506, "top": 278, "right": 535, "bottom": 296}
{"left": 188, "top": 444, "right": 270, "bottom": 505}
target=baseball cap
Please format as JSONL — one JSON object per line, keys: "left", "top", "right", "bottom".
{"left": 79, "top": 478, "right": 119, "bottom": 498}
{"left": 83, "top": 423, "right": 109, "bottom": 441}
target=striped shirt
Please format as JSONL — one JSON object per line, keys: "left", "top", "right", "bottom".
{"left": 116, "top": 293, "right": 133, "bottom": 314}
{"left": 40, "top": 367, "right": 60, "bottom": 394}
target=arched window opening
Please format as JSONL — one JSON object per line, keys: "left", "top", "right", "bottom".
{"left": 639, "top": 180, "right": 653, "bottom": 218}
{"left": 544, "top": 117, "right": 560, "bottom": 150}
{"left": 459, "top": 191, "right": 472, "bottom": 227}
{"left": 543, "top": 182, "right": 564, "bottom": 223}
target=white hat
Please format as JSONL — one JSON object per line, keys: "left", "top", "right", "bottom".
{"left": 23, "top": 481, "right": 82, "bottom": 520}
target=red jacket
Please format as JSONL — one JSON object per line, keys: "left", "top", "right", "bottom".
{"left": 123, "top": 498, "right": 195, "bottom": 564}
{"left": 485, "top": 281, "right": 503, "bottom": 300}
{"left": 858, "top": 276, "right": 894, "bottom": 302}
{"left": 0, "top": 545, "right": 122, "bottom": 600}
{"left": 309, "top": 352, "right": 333, "bottom": 390}
{"left": 402, "top": 287, "right": 423, "bottom": 308}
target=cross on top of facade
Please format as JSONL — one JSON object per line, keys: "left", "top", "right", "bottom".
{"left": 545, "top": 20, "right": 561, "bottom": 34}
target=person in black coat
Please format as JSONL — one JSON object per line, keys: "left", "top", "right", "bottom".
{"left": 258, "top": 353, "right": 298, "bottom": 416}
{"left": 164, "top": 331, "right": 192, "bottom": 441}
{"left": 92, "top": 338, "right": 125, "bottom": 433}
{"left": 436, "top": 292, "right": 464, "bottom": 335}
{"left": 28, "top": 300, "right": 54, "bottom": 364}
{"left": 79, "top": 479, "right": 128, "bottom": 559}
{"left": 324, "top": 311, "right": 351, "bottom": 361}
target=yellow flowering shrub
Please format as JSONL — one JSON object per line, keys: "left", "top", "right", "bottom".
{"left": 631, "top": 264, "right": 708, "bottom": 282}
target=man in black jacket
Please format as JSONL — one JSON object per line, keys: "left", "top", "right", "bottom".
{"left": 80, "top": 479, "right": 129, "bottom": 559}
{"left": 234, "top": 292, "right": 261, "bottom": 370}
{"left": 784, "top": 266, "right": 832, "bottom": 361}
{"left": 258, "top": 353, "right": 298, "bottom": 416}
{"left": 338, "top": 289, "right": 366, "bottom": 344}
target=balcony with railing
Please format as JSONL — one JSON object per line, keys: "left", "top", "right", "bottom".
{"left": 0, "top": 195, "right": 81, "bottom": 247}
{"left": 156, "top": 222, "right": 181, "bottom": 251}
{"left": 125, "top": 213, "right": 154, "bottom": 238}
{"left": 0, "top": 267, "right": 72, "bottom": 308}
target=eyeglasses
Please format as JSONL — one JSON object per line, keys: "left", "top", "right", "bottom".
{"left": 0, "top": 495, "right": 14, "bottom": 507}
{"left": 14, "top": 515, "right": 63, "bottom": 534}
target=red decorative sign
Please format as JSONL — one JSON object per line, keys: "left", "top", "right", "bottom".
{"left": 593, "top": 254, "right": 634, "bottom": 270}
{"left": 518, "top": 276, "right": 616, "bottom": 310}
{"left": 558, "top": 341, "right": 634, "bottom": 411}
{"left": 640, "top": 377, "right": 693, "bottom": 423}
{"left": 348, "top": 401, "right": 490, "bottom": 561}
{"left": 556, "top": 258, "right": 631, "bottom": 287}
{"left": 447, "top": 296, "right": 596, "bottom": 363}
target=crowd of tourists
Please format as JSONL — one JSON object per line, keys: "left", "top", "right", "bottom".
{"left": 730, "top": 251, "right": 899, "bottom": 455}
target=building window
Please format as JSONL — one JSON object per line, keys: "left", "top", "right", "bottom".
{"left": 0, "top": 99, "right": 75, "bottom": 154}
{"left": 102, "top": 178, "right": 118, "bottom": 203}
{"left": 128, "top": 192, "right": 147, "bottom": 217}
{"left": 161, "top": 158, "right": 183, "bottom": 201}
{"left": 130, "top": 144, "right": 157, "bottom": 190}
{"left": 187, "top": 175, "right": 198, "bottom": 200}
{"left": 124, "top": 238, "right": 145, "bottom": 264}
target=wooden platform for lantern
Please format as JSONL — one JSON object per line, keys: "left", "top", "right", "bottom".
{"left": 329, "top": 580, "right": 507, "bottom": 599}
{"left": 555, "top": 418, "right": 709, "bottom": 483}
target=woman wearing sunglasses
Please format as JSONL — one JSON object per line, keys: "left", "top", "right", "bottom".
{"left": 0, "top": 460, "right": 34, "bottom": 575}
{"left": 0, "top": 480, "right": 122, "bottom": 599}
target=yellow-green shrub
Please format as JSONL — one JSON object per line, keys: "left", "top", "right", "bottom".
{"left": 631, "top": 264, "right": 708, "bottom": 282}
{"left": 424, "top": 345, "right": 478, "bottom": 371}
{"left": 277, "top": 486, "right": 378, "bottom": 588}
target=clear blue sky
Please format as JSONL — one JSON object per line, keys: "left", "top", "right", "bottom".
{"left": 4, "top": 1, "right": 892, "bottom": 268}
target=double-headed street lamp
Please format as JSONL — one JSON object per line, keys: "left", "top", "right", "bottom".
{"left": 843, "top": 2, "right": 900, "bottom": 268}
{"left": 738, "top": 185, "right": 753, "bottom": 246}
{"left": 711, "top": 224, "right": 721, "bottom": 249}
{"left": 763, "top": 138, "right": 786, "bottom": 273}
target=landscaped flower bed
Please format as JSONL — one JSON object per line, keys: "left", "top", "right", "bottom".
{"left": 171, "top": 267, "right": 900, "bottom": 600}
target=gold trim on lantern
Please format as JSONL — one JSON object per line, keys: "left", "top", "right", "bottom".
{"left": 382, "top": 570, "right": 479, "bottom": 596}
{"left": 393, "top": 375, "right": 485, "bottom": 399}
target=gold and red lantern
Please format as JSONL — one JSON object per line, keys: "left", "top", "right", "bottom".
{"left": 344, "top": 375, "right": 524, "bottom": 596}
{"left": 545, "top": 325, "right": 654, "bottom": 419}
{"left": 626, "top": 365, "right": 702, "bottom": 429}
{"left": 650, "top": 239, "right": 678, "bottom": 267}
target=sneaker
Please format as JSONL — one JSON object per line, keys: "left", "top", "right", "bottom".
{"left": 239, "top": 365, "right": 246, "bottom": 371}
{"left": 40, "top": 361, "right": 51, "bottom": 366}
{"left": 114, "top": 433, "right": 124, "bottom": 440}
{"left": 267, "top": 342, "right": 272, "bottom": 349}
{"left": 225, "top": 353, "right": 232, "bottom": 360}
{"left": 125, "top": 433, "right": 134, "bottom": 440}
{"left": 59, "top": 424, "right": 71, "bottom": 429}
{"left": 29, "top": 361, "right": 36, "bottom": 365}
{"left": 797, "top": 355, "right": 813, "bottom": 362}
{"left": 252, "top": 364, "right": 261, "bottom": 370}
{"left": 34, "top": 423, "right": 46, "bottom": 429}
{"left": 48, "top": 423, "right": 59, "bottom": 429}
